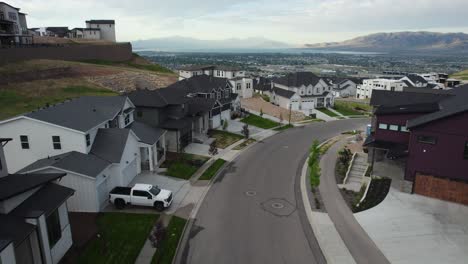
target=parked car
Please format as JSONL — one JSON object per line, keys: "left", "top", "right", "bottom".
{"left": 109, "top": 184, "right": 173, "bottom": 211}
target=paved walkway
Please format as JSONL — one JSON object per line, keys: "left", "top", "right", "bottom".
{"left": 319, "top": 139, "right": 390, "bottom": 264}
{"left": 341, "top": 152, "right": 368, "bottom": 192}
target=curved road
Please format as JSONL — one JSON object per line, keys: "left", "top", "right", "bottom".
{"left": 181, "top": 119, "right": 369, "bottom": 264}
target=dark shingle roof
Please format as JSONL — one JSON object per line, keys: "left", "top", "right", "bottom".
{"left": 187, "top": 97, "right": 216, "bottom": 116}
{"left": 11, "top": 183, "right": 74, "bottom": 218}
{"left": 0, "top": 173, "right": 66, "bottom": 201}
{"left": 91, "top": 129, "right": 131, "bottom": 163}
{"left": 407, "top": 87, "right": 468, "bottom": 128}
{"left": 375, "top": 103, "right": 440, "bottom": 115}
{"left": 160, "top": 118, "right": 193, "bottom": 130}
{"left": 370, "top": 90, "right": 452, "bottom": 107}
{"left": 25, "top": 96, "right": 127, "bottom": 132}
{"left": 406, "top": 74, "right": 428, "bottom": 85}
{"left": 166, "top": 75, "right": 231, "bottom": 94}
{"left": 273, "top": 87, "right": 296, "bottom": 99}
{"left": 86, "top": 20, "right": 115, "bottom": 24}
{"left": 130, "top": 122, "right": 165, "bottom": 145}
{"left": 179, "top": 65, "right": 214, "bottom": 71}
{"left": 0, "top": 215, "right": 36, "bottom": 247}
{"left": 19, "top": 151, "right": 110, "bottom": 178}
{"left": 274, "top": 72, "right": 322, "bottom": 87}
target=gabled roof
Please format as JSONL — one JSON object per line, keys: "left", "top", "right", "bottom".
{"left": 22, "top": 96, "right": 128, "bottom": 132}
{"left": 375, "top": 103, "right": 440, "bottom": 115}
{"left": 179, "top": 65, "right": 214, "bottom": 71}
{"left": 11, "top": 183, "right": 74, "bottom": 218}
{"left": 272, "top": 87, "right": 296, "bottom": 99}
{"left": 406, "top": 74, "right": 428, "bottom": 84}
{"left": 86, "top": 20, "right": 115, "bottom": 24}
{"left": 187, "top": 97, "right": 216, "bottom": 116}
{"left": 126, "top": 88, "right": 188, "bottom": 108}
{"left": 0, "top": 173, "right": 66, "bottom": 201}
{"left": 91, "top": 129, "right": 131, "bottom": 163}
{"left": 19, "top": 151, "right": 110, "bottom": 178}
{"left": 370, "top": 90, "right": 452, "bottom": 107}
{"left": 130, "top": 122, "right": 165, "bottom": 145}
{"left": 274, "top": 72, "right": 322, "bottom": 87}
{"left": 407, "top": 87, "right": 468, "bottom": 128}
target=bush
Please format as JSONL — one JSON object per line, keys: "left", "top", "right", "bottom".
{"left": 231, "top": 111, "right": 240, "bottom": 120}
{"left": 242, "top": 124, "right": 250, "bottom": 139}
{"left": 308, "top": 140, "right": 321, "bottom": 188}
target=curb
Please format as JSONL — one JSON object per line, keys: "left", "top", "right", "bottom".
{"left": 300, "top": 136, "right": 354, "bottom": 264}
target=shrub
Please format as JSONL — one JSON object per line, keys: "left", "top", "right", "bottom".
{"left": 308, "top": 140, "right": 321, "bottom": 188}
{"left": 242, "top": 124, "right": 250, "bottom": 139}
{"left": 222, "top": 119, "right": 228, "bottom": 130}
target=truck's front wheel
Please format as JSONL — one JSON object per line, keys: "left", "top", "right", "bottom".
{"left": 154, "top": 202, "right": 164, "bottom": 212}
{"left": 115, "top": 199, "right": 125, "bottom": 210}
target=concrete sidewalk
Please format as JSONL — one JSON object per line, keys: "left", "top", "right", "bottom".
{"left": 318, "top": 139, "right": 390, "bottom": 264}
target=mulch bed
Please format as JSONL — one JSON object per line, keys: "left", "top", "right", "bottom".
{"left": 60, "top": 213, "right": 99, "bottom": 264}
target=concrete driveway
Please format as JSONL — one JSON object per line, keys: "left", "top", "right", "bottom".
{"left": 225, "top": 119, "right": 264, "bottom": 135}
{"left": 355, "top": 188, "right": 468, "bottom": 264}
{"left": 105, "top": 172, "right": 209, "bottom": 215}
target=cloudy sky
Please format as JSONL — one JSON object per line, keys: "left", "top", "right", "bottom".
{"left": 10, "top": 0, "right": 468, "bottom": 44}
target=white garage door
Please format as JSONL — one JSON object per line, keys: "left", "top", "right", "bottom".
{"left": 122, "top": 158, "right": 137, "bottom": 186}
{"left": 97, "top": 178, "right": 109, "bottom": 210}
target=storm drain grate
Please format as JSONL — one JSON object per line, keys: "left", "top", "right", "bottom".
{"left": 245, "top": 191, "right": 257, "bottom": 197}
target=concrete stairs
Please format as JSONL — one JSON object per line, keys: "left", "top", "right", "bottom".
{"left": 343, "top": 153, "right": 368, "bottom": 192}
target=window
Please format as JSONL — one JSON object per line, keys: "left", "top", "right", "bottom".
{"left": 236, "top": 83, "right": 241, "bottom": 90}
{"left": 400, "top": 126, "right": 409, "bottom": 132}
{"left": 46, "top": 209, "right": 62, "bottom": 248}
{"left": 52, "top": 136, "right": 61, "bottom": 150}
{"left": 8, "top": 12, "right": 17, "bottom": 21}
{"left": 86, "top": 134, "right": 91, "bottom": 147}
{"left": 378, "top": 123, "right": 388, "bottom": 130}
{"left": 417, "top": 135, "right": 437, "bottom": 145}
{"left": 464, "top": 142, "right": 468, "bottom": 160}
{"left": 124, "top": 115, "right": 130, "bottom": 125}
{"left": 20, "top": 135, "right": 29, "bottom": 149}
{"left": 246, "top": 83, "right": 251, "bottom": 89}
{"left": 133, "top": 190, "right": 150, "bottom": 197}
{"left": 389, "top": 125, "right": 399, "bottom": 131}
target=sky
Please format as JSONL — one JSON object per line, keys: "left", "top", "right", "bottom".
{"left": 9, "top": 0, "right": 468, "bottom": 45}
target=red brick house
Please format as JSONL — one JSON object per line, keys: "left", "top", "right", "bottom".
{"left": 366, "top": 86, "right": 468, "bottom": 205}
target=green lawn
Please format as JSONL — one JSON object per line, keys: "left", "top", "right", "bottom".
{"left": 199, "top": 159, "right": 227, "bottom": 181}
{"left": 273, "top": 124, "right": 294, "bottom": 131}
{"left": 209, "top": 130, "right": 244, "bottom": 149}
{"left": 316, "top": 108, "right": 339, "bottom": 117}
{"left": 451, "top": 69, "right": 468, "bottom": 80}
{"left": 333, "top": 101, "right": 369, "bottom": 116}
{"left": 152, "top": 216, "right": 188, "bottom": 264}
{"left": 162, "top": 153, "right": 209, "bottom": 180}
{"left": 0, "top": 85, "right": 117, "bottom": 120}
{"left": 233, "top": 138, "right": 256, "bottom": 150}
{"left": 78, "top": 213, "right": 158, "bottom": 264}
{"left": 240, "top": 114, "right": 279, "bottom": 129}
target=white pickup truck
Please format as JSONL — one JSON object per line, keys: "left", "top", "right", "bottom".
{"left": 109, "top": 184, "right": 173, "bottom": 211}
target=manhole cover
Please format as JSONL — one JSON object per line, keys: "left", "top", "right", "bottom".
{"left": 271, "top": 202, "right": 284, "bottom": 209}
{"left": 245, "top": 191, "right": 257, "bottom": 196}
{"left": 261, "top": 198, "right": 296, "bottom": 217}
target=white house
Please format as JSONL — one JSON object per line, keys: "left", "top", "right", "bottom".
{"left": 229, "top": 77, "right": 253, "bottom": 99}
{"left": 0, "top": 96, "right": 167, "bottom": 212}
{"left": 330, "top": 79, "right": 358, "bottom": 98}
{"left": 0, "top": 138, "right": 75, "bottom": 264}
{"left": 356, "top": 78, "right": 406, "bottom": 99}
{"left": 85, "top": 20, "right": 116, "bottom": 42}
{"left": 271, "top": 72, "right": 335, "bottom": 115}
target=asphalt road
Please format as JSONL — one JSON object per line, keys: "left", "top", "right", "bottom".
{"left": 181, "top": 119, "right": 369, "bottom": 264}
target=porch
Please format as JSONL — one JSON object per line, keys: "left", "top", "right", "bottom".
{"left": 139, "top": 135, "right": 166, "bottom": 172}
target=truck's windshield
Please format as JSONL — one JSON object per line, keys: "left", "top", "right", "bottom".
{"left": 149, "top": 186, "right": 161, "bottom": 196}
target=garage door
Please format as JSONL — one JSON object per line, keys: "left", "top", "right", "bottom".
{"left": 122, "top": 158, "right": 137, "bottom": 186}
{"left": 97, "top": 178, "right": 109, "bottom": 210}
{"left": 414, "top": 173, "right": 468, "bottom": 205}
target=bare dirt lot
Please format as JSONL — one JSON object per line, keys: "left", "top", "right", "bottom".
{"left": 241, "top": 96, "right": 306, "bottom": 122}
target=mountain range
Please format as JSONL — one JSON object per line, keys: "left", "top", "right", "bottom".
{"left": 132, "top": 36, "right": 293, "bottom": 51}
{"left": 303, "top": 32, "right": 468, "bottom": 53}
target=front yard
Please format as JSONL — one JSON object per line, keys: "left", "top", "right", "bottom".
{"left": 333, "top": 101, "right": 371, "bottom": 116}
{"left": 199, "top": 159, "right": 227, "bottom": 181}
{"left": 233, "top": 138, "right": 256, "bottom": 150}
{"left": 151, "top": 216, "right": 187, "bottom": 264}
{"left": 241, "top": 114, "right": 279, "bottom": 129}
{"left": 161, "top": 153, "right": 209, "bottom": 180}
{"left": 77, "top": 213, "right": 159, "bottom": 264}
{"left": 208, "top": 130, "right": 244, "bottom": 149}
{"left": 317, "top": 108, "right": 339, "bottom": 117}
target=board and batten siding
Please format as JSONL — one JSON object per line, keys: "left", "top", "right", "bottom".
{"left": 0, "top": 118, "right": 87, "bottom": 173}
{"left": 50, "top": 203, "right": 73, "bottom": 264}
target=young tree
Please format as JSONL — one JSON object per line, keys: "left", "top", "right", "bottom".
{"left": 242, "top": 124, "right": 250, "bottom": 139}
{"left": 260, "top": 108, "right": 264, "bottom": 117}
{"left": 223, "top": 119, "right": 228, "bottom": 131}
{"left": 209, "top": 140, "right": 218, "bottom": 156}
{"left": 308, "top": 140, "right": 321, "bottom": 188}
{"left": 279, "top": 112, "right": 283, "bottom": 124}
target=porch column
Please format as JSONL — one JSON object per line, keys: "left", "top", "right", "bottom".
{"left": 148, "top": 146, "right": 154, "bottom": 171}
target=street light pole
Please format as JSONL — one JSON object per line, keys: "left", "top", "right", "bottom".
{"left": 288, "top": 103, "right": 292, "bottom": 125}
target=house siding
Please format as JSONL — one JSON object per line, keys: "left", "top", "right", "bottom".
{"left": 406, "top": 111, "right": 468, "bottom": 182}
{"left": 374, "top": 113, "right": 422, "bottom": 144}
{"left": 0, "top": 118, "right": 87, "bottom": 173}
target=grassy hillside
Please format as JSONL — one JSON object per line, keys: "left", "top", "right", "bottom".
{"left": 0, "top": 79, "right": 117, "bottom": 120}
{"left": 0, "top": 55, "right": 177, "bottom": 120}
{"left": 450, "top": 69, "right": 468, "bottom": 80}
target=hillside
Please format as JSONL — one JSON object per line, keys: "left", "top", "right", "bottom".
{"left": 0, "top": 55, "right": 177, "bottom": 120}
{"left": 304, "top": 32, "right": 468, "bottom": 53}
{"left": 450, "top": 69, "right": 468, "bottom": 80}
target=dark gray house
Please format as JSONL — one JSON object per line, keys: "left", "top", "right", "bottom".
{"left": 127, "top": 75, "right": 236, "bottom": 152}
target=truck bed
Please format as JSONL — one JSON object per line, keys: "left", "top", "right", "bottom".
{"left": 110, "top": 186, "right": 131, "bottom": 195}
